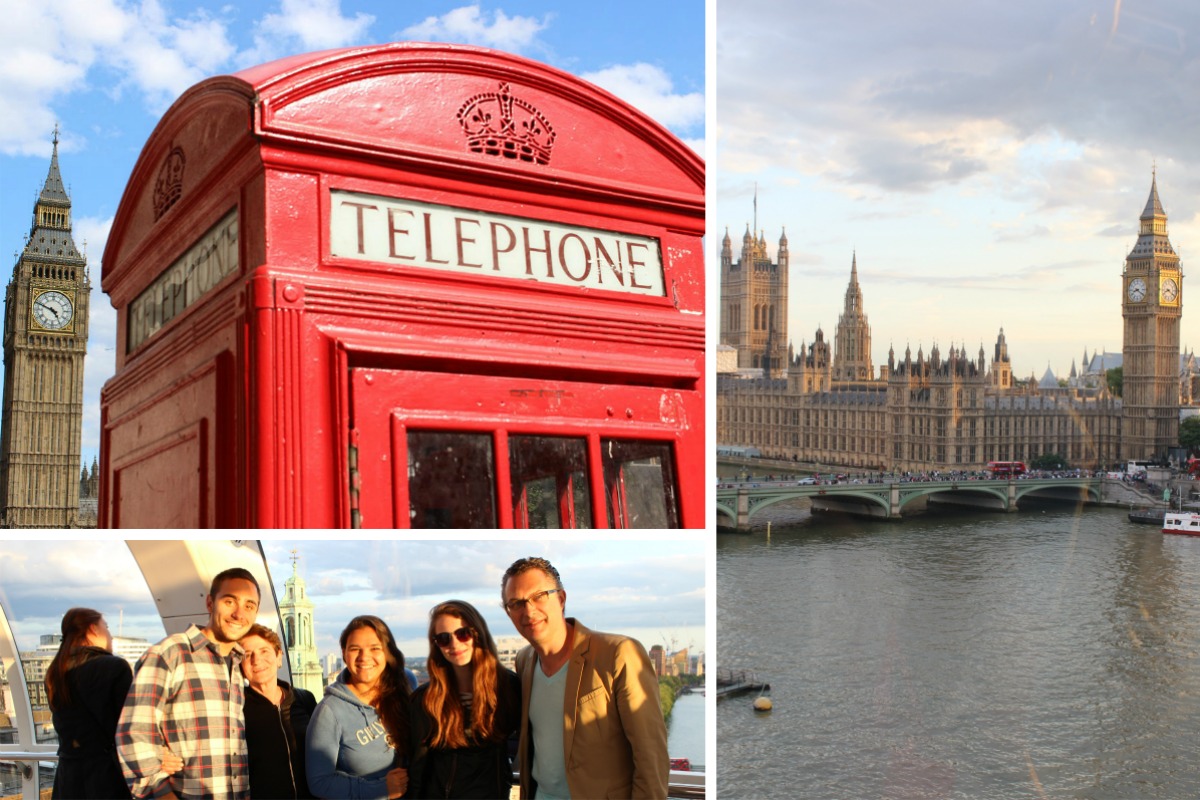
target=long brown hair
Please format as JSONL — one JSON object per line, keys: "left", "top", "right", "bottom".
{"left": 423, "top": 600, "right": 503, "bottom": 748}
{"left": 339, "top": 615, "right": 410, "bottom": 756}
{"left": 45, "top": 608, "right": 105, "bottom": 712}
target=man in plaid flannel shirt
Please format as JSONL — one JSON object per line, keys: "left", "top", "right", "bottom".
{"left": 117, "top": 567, "right": 261, "bottom": 799}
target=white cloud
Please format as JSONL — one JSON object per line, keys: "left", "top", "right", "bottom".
{"left": 580, "top": 63, "right": 704, "bottom": 132}
{"left": 241, "top": 0, "right": 374, "bottom": 66}
{"left": 0, "top": 0, "right": 241, "bottom": 151}
{"left": 401, "top": 5, "right": 549, "bottom": 53}
{"left": 72, "top": 214, "right": 115, "bottom": 455}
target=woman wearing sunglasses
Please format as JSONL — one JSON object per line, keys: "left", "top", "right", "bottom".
{"left": 409, "top": 600, "right": 521, "bottom": 799}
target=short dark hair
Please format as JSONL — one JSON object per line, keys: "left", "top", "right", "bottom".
{"left": 501, "top": 557, "right": 564, "bottom": 597}
{"left": 209, "top": 567, "right": 260, "bottom": 601}
{"left": 241, "top": 623, "right": 282, "bottom": 653}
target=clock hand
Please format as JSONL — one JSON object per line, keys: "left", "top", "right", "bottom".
{"left": 35, "top": 301, "right": 60, "bottom": 319}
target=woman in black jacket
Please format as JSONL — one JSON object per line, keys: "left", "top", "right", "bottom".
{"left": 46, "top": 608, "right": 136, "bottom": 799}
{"left": 409, "top": 600, "right": 520, "bottom": 799}
{"left": 240, "top": 623, "right": 318, "bottom": 799}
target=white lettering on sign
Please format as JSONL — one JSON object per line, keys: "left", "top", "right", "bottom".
{"left": 330, "top": 190, "right": 665, "bottom": 297}
{"left": 128, "top": 209, "right": 239, "bottom": 352}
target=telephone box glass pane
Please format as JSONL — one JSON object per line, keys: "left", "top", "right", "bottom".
{"left": 509, "top": 435, "right": 593, "bottom": 529}
{"left": 407, "top": 431, "right": 496, "bottom": 528}
{"left": 602, "top": 439, "right": 680, "bottom": 528}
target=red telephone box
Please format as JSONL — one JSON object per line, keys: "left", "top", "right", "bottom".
{"left": 99, "top": 43, "right": 704, "bottom": 529}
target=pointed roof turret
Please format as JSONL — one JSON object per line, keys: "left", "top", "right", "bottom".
{"left": 20, "top": 128, "right": 85, "bottom": 267}
{"left": 1131, "top": 168, "right": 1175, "bottom": 257}
{"left": 1142, "top": 168, "right": 1165, "bottom": 220}
{"left": 39, "top": 125, "right": 70, "bottom": 205}
{"left": 1039, "top": 365, "right": 1058, "bottom": 389}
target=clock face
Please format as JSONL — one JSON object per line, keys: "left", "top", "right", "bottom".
{"left": 1161, "top": 277, "right": 1179, "bottom": 303}
{"left": 32, "top": 290, "right": 74, "bottom": 330}
{"left": 1127, "top": 277, "right": 1147, "bottom": 302}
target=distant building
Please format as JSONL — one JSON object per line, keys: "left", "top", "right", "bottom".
{"left": 719, "top": 175, "right": 1186, "bottom": 469}
{"left": 322, "top": 652, "right": 342, "bottom": 682}
{"left": 278, "top": 553, "right": 325, "bottom": 694}
{"left": 649, "top": 644, "right": 665, "bottom": 676}
{"left": 720, "top": 222, "right": 790, "bottom": 377}
{"left": 21, "top": 633, "right": 148, "bottom": 709}
{"left": 78, "top": 456, "right": 99, "bottom": 526}
{"left": 0, "top": 129, "right": 93, "bottom": 527}
{"left": 495, "top": 636, "right": 526, "bottom": 672}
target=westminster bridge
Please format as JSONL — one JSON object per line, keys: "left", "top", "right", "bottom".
{"left": 716, "top": 476, "right": 1111, "bottom": 531}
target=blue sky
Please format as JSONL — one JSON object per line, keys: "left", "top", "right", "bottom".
{"left": 0, "top": 538, "right": 705, "bottom": 661}
{"left": 718, "top": 0, "right": 1200, "bottom": 381}
{"left": 0, "top": 0, "right": 705, "bottom": 470}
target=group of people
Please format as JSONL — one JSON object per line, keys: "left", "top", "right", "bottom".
{"left": 44, "top": 556, "right": 669, "bottom": 799}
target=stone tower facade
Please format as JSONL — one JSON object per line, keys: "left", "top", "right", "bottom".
{"left": 720, "top": 224, "right": 789, "bottom": 377}
{"left": 832, "top": 253, "right": 873, "bottom": 382}
{"left": 0, "top": 131, "right": 91, "bottom": 528}
{"left": 1121, "top": 172, "right": 1181, "bottom": 461}
{"left": 279, "top": 553, "right": 325, "bottom": 694}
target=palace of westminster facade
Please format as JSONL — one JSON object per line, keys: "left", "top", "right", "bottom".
{"left": 717, "top": 174, "right": 1190, "bottom": 472}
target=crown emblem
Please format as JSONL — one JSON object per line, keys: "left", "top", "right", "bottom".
{"left": 153, "top": 146, "right": 186, "bottom": 220}
{"left": 457, "top": 82, "right": 555, "bottom": 165}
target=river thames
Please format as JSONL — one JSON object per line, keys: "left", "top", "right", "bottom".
{"left": 718, "top": 503, "right": 1200, "bottom": 799}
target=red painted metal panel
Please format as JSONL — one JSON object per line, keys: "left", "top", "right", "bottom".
{"left": 99, "top": 43, "right": 703, "bottom": 529}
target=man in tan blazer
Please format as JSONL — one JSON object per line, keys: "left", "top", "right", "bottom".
{"left": 502, "top": 556, "right": 669, "bottom": 799}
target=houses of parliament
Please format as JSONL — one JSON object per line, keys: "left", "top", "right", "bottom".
{"left": 717, "top": 174, "right": 1189, "bottom": 472}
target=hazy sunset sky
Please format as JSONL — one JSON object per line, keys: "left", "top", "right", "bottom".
{"left": 717, "top": 1, "right": 1200, "bottom": 380}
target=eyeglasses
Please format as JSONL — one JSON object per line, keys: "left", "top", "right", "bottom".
{"left": 503, "top": 589, "right": 560, "bottom": 614}
{"left": 433, "top": 627, "right": 473, "bottom": 648}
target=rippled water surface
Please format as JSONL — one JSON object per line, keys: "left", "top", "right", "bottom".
{"left": 718, "top": 506, "right": 1200, "bottom": 799}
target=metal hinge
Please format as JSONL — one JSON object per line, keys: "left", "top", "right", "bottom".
{"left": 349, "top": 427, "right": 361, "bottom": 528}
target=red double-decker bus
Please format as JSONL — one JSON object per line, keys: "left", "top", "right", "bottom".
{"left": 988, "top": 461, "right": 1027, "bottom": 476}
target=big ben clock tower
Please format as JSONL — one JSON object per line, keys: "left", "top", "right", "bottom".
{"left": 1121, "top": 170, "right": 1181, "bottom": 462}
{"left": 0, "top": 129, "right": 91, "bottom": 527}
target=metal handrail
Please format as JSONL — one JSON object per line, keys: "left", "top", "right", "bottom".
{"left": 505, "top": 767, "right": 705, "bottom": 799}
{"left": 3, "top": 755, "right": 704, "bottom": 798}
{"left": 0, "top": 753, "right": 58, "bottom": 763}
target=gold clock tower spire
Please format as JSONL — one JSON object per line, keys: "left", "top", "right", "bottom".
{"left": 1121, "top": 169, "right": 1181, "bottom": 461}
{"left": 0, "top": 129, "right": 92, "bottom": 527}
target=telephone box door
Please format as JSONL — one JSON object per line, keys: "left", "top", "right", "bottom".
{"left": 349, "top": 368, "right": 700, "bottom": 528}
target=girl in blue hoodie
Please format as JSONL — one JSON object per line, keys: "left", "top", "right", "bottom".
{"left": 307, "top": 616, "right": 412, "bottom": 798}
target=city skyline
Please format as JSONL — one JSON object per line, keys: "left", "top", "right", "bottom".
{"left": 0, "top": 0, "right": 705, "bottom": 470}
{"left": 0, "top": 539, "right": 705, "bottom": 665}
{"left": 718, "top": 1, "right": 1200, "bottom": 381}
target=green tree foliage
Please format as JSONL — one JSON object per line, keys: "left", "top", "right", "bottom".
{"left": 1030, "top": 453, "right": 1067, "bottom": 470}
{"left": 657, "top": 673, "right": 702, "bottom": 721}
{"left": 1180, "top": 416, "right": 1200, "bottom": 451}
{"left": 659, "top": 682, "right": 675, "bottom": 720}
{"left": 1107, "top": 366, "right": 1123, "bottom": 397}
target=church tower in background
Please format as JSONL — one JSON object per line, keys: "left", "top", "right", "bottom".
{"left": 0, "top": 129, "right": 91, "bottom": 528}
{"left": 1121, "top": 171, "right": 1182, "bottom": 461}
{"left": 832, "top": 253, "right": 873, "bottom": 382}
{"left": 279, "top": 552, "right": 325, "bottom": 694}
{"left": 720, "top": 219, "right": 790, "bottom": 377}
